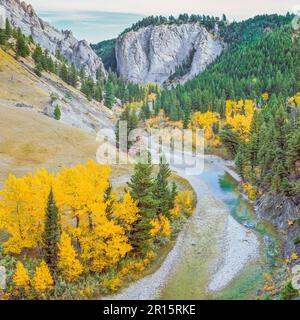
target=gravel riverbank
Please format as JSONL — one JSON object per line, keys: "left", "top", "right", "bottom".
{"left": 104, "top": 155, "right": 260, "bottom": 300}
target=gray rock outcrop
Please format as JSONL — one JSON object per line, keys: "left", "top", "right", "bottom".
{"left": 0, "top": 0, "right": 106, "bottom": 79}
{"left": 256, "top": 193, "right": 300, "bottom": 258}
{"left": 116, "top": 23, "right": 224, "bottom": 85}
{"left": 0, "top": 266, "right": 6, "bottom": 290}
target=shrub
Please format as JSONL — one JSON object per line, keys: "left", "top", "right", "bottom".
{"left": 54, "top": 105, "right": 61, "bottom": 120}
{"left": 280, "top": 281, "right": 299, "bottom": 300}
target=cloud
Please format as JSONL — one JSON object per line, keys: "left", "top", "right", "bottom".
{"left": 29, "top": 0, "right": 299, "bottom": 20}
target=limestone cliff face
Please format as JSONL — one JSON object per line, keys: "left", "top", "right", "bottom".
{"left": 116, "top": 23, "right": 224, "bottom": 85}
{"left": 256, "top": 193, "right": 300, "bottom": 258}
{"left": 0, "top": 0, "right": 106, "bottom": 79}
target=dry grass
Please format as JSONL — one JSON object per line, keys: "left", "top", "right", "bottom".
{"left": 0, "top": 104, "right": 101, "bottom": 187}
{"left": 0, "top": 49, "right": 49, "bottom": 108}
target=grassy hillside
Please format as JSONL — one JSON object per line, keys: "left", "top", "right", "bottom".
{"left": 0, "top": 104, "right": 100, "bottom": 187}
{"left": 0, "top": 49, "right": 49, "bottom": 108}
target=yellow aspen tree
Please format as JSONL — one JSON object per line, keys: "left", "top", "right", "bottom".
{"left": 12, "top": 261, "right": 30, "bottom": 291}
{"left": 113, "top": 192, "right": 140, "bottom": 231}
{"left": 32, "top": 261, "right": 54, "bottom": 296}
{"left": 170, "top": 191, "right": 194, "bottom": 218}
{"left": 80, "top": 216, "right": 132, "bottom": 272}
{"left": 190, "top": 111, "right": 220, "bottom": 146}
{"left": 54, "top": 161, "right": 110, "bottom": 242}
{"left": 150, "top": 215, "right": 171, "bottom": 237}
{"left": 160, "top": 215, "right": 171, "bottom": 237}
{"left": 0, "top": 169, "right": 52, "bottom": 254}
{"left": 58, "top": 232, "right": 83, "bottom": 282}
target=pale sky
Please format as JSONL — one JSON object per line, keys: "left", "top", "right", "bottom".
{"left": 28, "top": 0, "right": 300, "bottom": 20}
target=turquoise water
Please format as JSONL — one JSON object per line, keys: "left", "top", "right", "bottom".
{"left": 38, "top": 11, "right": 145, "bottom": 43}
{"left": 200, "top": 169, "right": 281, "bottom": 299}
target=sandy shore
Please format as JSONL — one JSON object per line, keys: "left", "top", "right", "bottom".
{"left": 207, "top": 215, "right": 260, "bottom": 292}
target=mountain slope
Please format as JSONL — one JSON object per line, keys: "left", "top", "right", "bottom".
{"left": 0, "top": 0, "right": 106, "bottom": 78}
{"left": 0, "top": 48, "right": 113, "bottom": 133}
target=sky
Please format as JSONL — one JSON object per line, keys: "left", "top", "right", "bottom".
{"left": 28, "top": 0, "right": 300, "bottom": 20}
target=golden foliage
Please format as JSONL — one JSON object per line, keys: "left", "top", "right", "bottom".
{"left": 150, "top": 214, "right": 171, "bottom": 237}
{"left": 32, "top": 261, "right": 54, "bottom": 295}
{"left": 13, "top": 261, "right": 30, "bottom": 290}
{"left": 0, "top": 170, "right": 53, "bottom": 254}
{"left": 225, "top": 99, "right": 255, "bottom": 141}
{"left": 113, "top": 192, "right": 140, "bottom": 231}
{"left": 145, "top": 109, "right": 183, "bottom": 129}
{"left": 170, "top": 191, "right": 194, "bottom": 218}
{"left": 58, "top": 232, "right": 83, "bottom": 282}
{"left": 262, "top": 92, "right": 269, "bottom": 102}
{"left": 190, "top": 111, "right": 221, "bottom": 146}
{"left": 242, "top": 183, "right": 257, "bottom": 201}
{"left": 288, "top": 92, "right": 300, "bottom": 107}
{"left": 102, "top": 276, "right": 122, "bottom": 293}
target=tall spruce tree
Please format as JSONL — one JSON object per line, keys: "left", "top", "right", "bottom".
{"left": 16, "top": 28, "right": 29, "bottom": 58}
{"left": 5, "top": 18, "right": 11, "bottom": 38}
{"left": 43, "top": 189, "right": 60, "bottom": 274}
{"left": 128, "top": 161, "right": 157, "bottom": 255}
{"left": 153, "top": 157, "right": 174, "bottom": 218}
{"left": 104, "top": 81, "right": 115, "bottom": 108}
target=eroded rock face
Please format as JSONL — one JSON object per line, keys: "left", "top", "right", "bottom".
{"left": 0, "top": 0, "right": 106, "bottom": 79}
{"left": 116, "top": 23, "right": 224, "bottom": 85}
{"left": 256, "top": 193, "right": 300, "bottom": 258}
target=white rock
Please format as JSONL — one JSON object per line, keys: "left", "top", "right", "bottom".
{"left": 292, "top": 274, "right": 300, "bottom": 290}
{"left": 0, "top": 266, "right": 6, "bottom": 290}
{"left": 291, "top": 265, "right": 300, "bottom": 275}
{"left": 116, "top": 23, "right": 224, "bottom": 85}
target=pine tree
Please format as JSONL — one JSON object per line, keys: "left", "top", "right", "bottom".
{"left": 127, "top": 161, "right": 157, "bottom": 255}
{"left": 153, "top": 158, "right": 173, "bottom": 218}
{"left": 54, "top": 105, "right": 61, "bottom": 120}
{"left": 42, "top": 189, "right": 60, "bottom": 274}
{"left": 32, "top": 45, "right": 43, "bottom": 65}
{"left": 16, "top": 28, "right": 29, "bottom": 58}
{"left": 60, "top": 63, "right": 69, "bottom": 83}
{"left": 68, "top": 64, "right": 78, "bottom": 87}
{"left": 104, "top": 81, "right": 115, "bottom": 108}
{"left": 5, "top": 18, "right": 11, "bottom": 38}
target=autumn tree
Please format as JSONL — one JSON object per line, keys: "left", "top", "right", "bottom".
{"left": 57, "top": 232, "right": 83, "bottom": 282}
{"left": 32, "top": 261, "right": 54, "bottom": 298}
{"left": 12, "top": 261, "right": 30, "bottom": 297}
{"left": 0, "top": 170, "right": 52, "bottom": 254}
{"left": 113, "top": 192, "right": 140, "bottom": 231}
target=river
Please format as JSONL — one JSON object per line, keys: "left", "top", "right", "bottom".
{"left": 107, "top": 152, "right": 280, "bottom": 300}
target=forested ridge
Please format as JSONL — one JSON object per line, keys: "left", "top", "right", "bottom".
{"left": 156, "top": 25, "right": 299, "bottom": 122}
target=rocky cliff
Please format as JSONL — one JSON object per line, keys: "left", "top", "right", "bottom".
{"left": 256, "top": 193, "right": 300, "bottom": 258}
{"left": 0, "top": 0, "right": 106, "bottom": 79}
{"left": 115, "top": 23, "right": 224, "bottom": 86}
